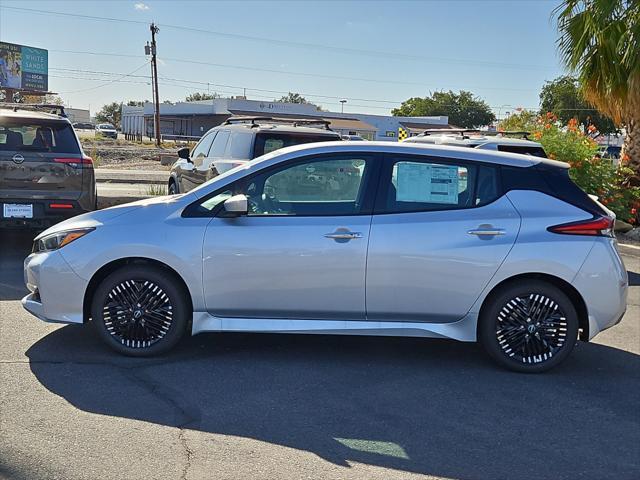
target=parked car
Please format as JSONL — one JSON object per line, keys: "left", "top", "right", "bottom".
{"left": 23, "top": 141, "right": 627, "bottom": 372}
{"left": 0, "top": 104, "right": 96, "bottom": 229}
{"left": 404, "top": 130, "right": 548, "bottom": 158}
{"left": 95, "top": 123, "right": 118, "bottom": 139}
{"left": 168, "top": 117, "right": 342, "bottom": 194}
{"left": 72, "top": 122, "right": 95, "bottom": 131}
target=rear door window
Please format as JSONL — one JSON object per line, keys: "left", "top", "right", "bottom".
{"left": 253, "top": 132, "right": 338, "bottom": 158}
{"left": 226, "top": 131, "right": 253, "bottom": 159}
{"left": 376, "top": 157, "right": 500, "bottom": 213}
{"left": 0, "top": 121, "right": 80, "bottom": 153}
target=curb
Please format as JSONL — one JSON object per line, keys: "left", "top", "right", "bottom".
{"left": 617, "top": 243, "right": 640, "bottom": 258}
{"left": 97, "top": 195, "right": 148, "bottom": 209}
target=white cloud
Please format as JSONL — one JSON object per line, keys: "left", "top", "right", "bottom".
{"left": 134, "top": 3, "right": 150, "bottom": 10}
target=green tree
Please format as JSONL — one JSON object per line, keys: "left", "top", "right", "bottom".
{"left": 95, "top": 102, "right": 122, "bottom": 128}
{"left": 555, "top": 0, "right": 640, "bottom": 184}
{"left": 498, "top": 109, "right": 538, "bottom": 132}
{"left": 392, "top": 90, "right": 495, "bottom": 128}
{"left": 276, "top": 92, "right": 309, "bottom": 104}
{"left": 185, "top": 92, "right": 218, "bottom": 102}
{"left": 539, "top": 76, "right": 617, "bottom": 134}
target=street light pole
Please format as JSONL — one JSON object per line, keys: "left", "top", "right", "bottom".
{"left": 150, "top": 23, "right": 161, "bottom": 146}
{"left": 340, "top": 99, "right": 347, "bottom": 113}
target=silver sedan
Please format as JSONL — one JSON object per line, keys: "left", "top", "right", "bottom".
{"left": 23, "top": 142, "right": 628, "bottom": 372}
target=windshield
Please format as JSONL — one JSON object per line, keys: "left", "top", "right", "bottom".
{"left": 253, "top": 132, "right": 339, "bottom": 158}
{"left": 98, "top": 124, "right": 115, "bottom": 130}
{"left": 497, "top": 144, "right": 547, "bottom": 158}
{"left": 0, "top": 121, "right": 81, "bottom": 153}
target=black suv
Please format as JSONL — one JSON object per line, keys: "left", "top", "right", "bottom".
{"left": 168, "top": 117, "right": 342, "bottom": 193}
{"left": 0, "top": 104, "right": 96, "bottom": 229}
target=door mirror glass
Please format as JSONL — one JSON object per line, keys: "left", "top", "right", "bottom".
{"left": 222, "top": 194, "right": 248, "bottom": 216}
{"left": 178, "top": 147, "right": 190, "bottom": 161}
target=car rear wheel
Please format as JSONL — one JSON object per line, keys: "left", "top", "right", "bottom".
{"left": 479, "top": 280, "right": 579, "bottom": 373}
{"left": 91, "top": 265, "right": 189, "bottom": 356}
{"left": 168, "top": 180, "right": 178, "bottom": 195}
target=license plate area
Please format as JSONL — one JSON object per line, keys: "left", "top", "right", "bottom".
{"left": 3, "top": 203, "right": 34, "bottom": 218}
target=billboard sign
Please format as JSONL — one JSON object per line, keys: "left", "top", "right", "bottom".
{"left": 0, "top": 42, "right": 48, "bottom": 92}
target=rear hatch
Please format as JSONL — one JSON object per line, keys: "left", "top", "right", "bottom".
{"left": 0, "top": 117, "right": 86, "bottom": 201}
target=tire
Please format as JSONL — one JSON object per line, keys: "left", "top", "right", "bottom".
{"left": 168, "top": 180, "right": 178, "bottom": 195}
{"left": 479, "top": 280, "right": 579, "bottom": 373}
{"left": 91, "top": 265, "right": 189, "bottom": 356}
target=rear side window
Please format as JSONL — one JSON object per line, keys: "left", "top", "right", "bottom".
{"left": 376, "top": 157, "right": 500, "bottom": 214}
{"left": 226, "top": 131, "right": 253, "bottom": 159}
{"left": 0, "top": 121, "right": 80, "bottom": 153}
{"left": 253, "top": 132, "right": 339, "bottom": 158}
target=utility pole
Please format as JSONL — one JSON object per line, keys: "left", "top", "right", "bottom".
{"left": 150, "top": 23, "right": 161, "bottom": 146}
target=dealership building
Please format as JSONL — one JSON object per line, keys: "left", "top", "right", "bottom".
{"left": 121, "top": 97, "right": 452, "bottom": 141}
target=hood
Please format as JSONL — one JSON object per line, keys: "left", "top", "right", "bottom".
{"left": 35, "top": 193, "right": 196, "bottom": 240}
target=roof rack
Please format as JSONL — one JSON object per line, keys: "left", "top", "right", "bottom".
{"left": 419, "top": 129, "right": 530, "bottom": 140}
{"left": 0, "top": 103, "right": 67, "bottom": 117}
{"left": 223, "top": 116, "right": 332, "bottom": 130}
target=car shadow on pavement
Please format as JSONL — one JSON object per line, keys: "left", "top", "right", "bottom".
{"left": 26, "top": 325, "right": 639, "bottom": 480}
{"left": 0, "top": 230, "right": 35, "bottom": 300}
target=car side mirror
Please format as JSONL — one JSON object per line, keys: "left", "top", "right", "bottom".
{"left": 221, "top": 194, "right": 248, "bottom": 217}
{"left": 178, "top": 147, "right": 191, "bottom": 162}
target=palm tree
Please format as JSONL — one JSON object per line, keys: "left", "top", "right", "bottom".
{"left": 555, "top": 0, "right": 640, "bottom": 183}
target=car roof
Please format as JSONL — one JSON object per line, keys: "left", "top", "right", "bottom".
{"left": 0, "top": 107, "right": 69, "bottom": 122}
{"left": 216, "top": 122, "right": 341, "bottom": 136}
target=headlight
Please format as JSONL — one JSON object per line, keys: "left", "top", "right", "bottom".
{"left": 33, "top": 228, "right": 95, "bottom": 253}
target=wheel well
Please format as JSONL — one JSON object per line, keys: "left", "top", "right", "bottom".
{"left": 478, "top": 273, "right": 589, "bottom": 341}
{"left": 82, "top": 257, "right": 193, "bottom": 323}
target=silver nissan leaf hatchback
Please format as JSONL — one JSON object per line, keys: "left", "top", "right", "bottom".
{"left": 22, "top": 142, "right": 627, "bottom": 372}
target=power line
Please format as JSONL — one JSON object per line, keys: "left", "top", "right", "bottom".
{"left": 0, "top": 5, "right": 556, "bottom": 71}
{"left": 48, "top": 49, "right": 538, "bottom": 93}
{"left": 57, "top": 62, "right": 150, "bottom": 94}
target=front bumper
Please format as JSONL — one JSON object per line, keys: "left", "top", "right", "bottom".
{"left": 22, "top": 250, "right": 87, "bottom": 324}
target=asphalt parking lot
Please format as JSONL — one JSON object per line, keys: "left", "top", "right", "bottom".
{"left": 1, "top": 230, "right": 639, "bottom": 480}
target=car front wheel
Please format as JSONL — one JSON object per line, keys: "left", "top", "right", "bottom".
{"left": 91, "top": 265, "right": 189, "bottom": 356}
{"left": 479, "top": 280, "right": 579, "bottom": 373}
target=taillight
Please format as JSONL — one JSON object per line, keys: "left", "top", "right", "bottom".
{"left": 49, "top": 203, "right": 74, "bottom": 209}
{"left": 54, "top": 157, "right": 93, "bottom": 167}
{"left": 547, "top": 215, "right": 614, "bottom": 237}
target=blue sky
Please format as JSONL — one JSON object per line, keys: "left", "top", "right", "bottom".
{"left": 0, "top": 0, "right": 565, "bottom": 116}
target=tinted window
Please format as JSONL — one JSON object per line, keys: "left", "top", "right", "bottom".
{"left": 209, "top": 130, "right": 230, "bottom": 157}
{"left": 253, "top": 132, "right": 338, "bottom": 158}
{"left": 0, "top": 121, "right": 80, "bottom": 153}
{"left": 243, "top": 156, "right": 371, "bottom": 216}
{"left": 497, "top": 145, "right": 547, "bottom": 158}
{"left": 377, "top": 158, "right": 500, "bottom": 213}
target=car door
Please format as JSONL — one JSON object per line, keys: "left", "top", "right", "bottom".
{"left": 201, "top": 153, "right": 378, "bottom": 320}
{"left": 179, "top": 131, "right": 216, "bottom": 191}
{"left": 366, "top": 155, "right": 520, "bottom": 323}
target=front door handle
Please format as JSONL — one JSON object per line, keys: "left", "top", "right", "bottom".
{"left": 324, "top": 231, "right": 362, "bottom": 240}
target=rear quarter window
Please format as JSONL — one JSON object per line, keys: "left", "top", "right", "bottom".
{"left": 0, "top": 121, "right": 80, "bottom": 153}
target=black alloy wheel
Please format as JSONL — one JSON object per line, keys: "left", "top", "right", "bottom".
{"left": 92, "top": 265, "right": 188, "bottom": 356}
{"left": 479, "top": 280, "right": 579, "bottom": 372}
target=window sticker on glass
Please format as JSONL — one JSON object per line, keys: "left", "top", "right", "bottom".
{"left": 396, "top": 162, "right": 459, "bottom": 204}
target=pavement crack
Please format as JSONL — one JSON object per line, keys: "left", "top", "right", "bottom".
{"left": 178, "top": 429, "right": 195, "bottom": 480}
